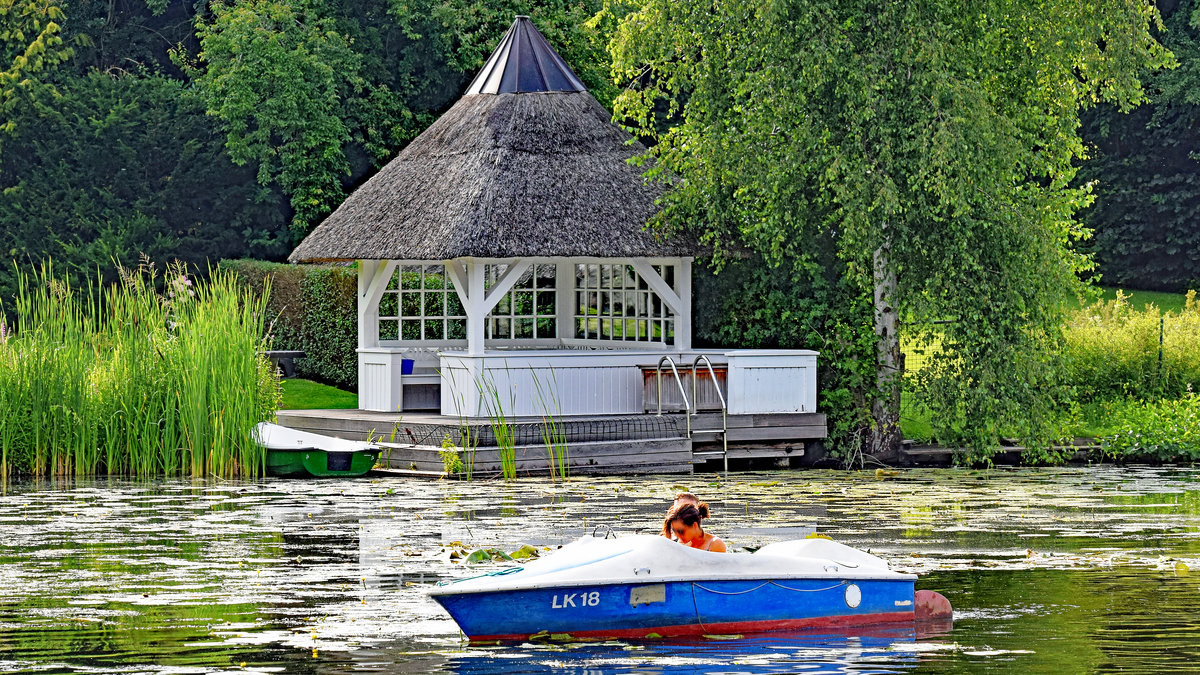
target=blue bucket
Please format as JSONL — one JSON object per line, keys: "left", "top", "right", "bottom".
{"left": 401, "top": 359, "right": 415, "bottom": 375}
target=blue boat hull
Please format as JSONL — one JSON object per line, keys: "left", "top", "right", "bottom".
{"left": 433, "top": 577, "right": 915, "bottom": 640}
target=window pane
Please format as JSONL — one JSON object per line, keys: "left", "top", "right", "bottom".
{"left": 401, "top": 292, "right": 420, "bottom": 317}
{"left": 379, "top": 292, "right": 398, "bottom": 317}
{"left": 423, "top": 267, "right": 446, "bottom": 289}
{"left": 447, "top": 318, "right": 466, "bottom": 340}
{"left": 536, "top": 317, "right": 556, "bottom": 338}
{"left": 447, "top": 293, "right": 464, "bottom": 317}
{"left": 379, "top": 320, "right": 398, "bottom": 341}
{"left": 400, "top": 268, "right": 421, "bottom": 290}
{"left": 423, "top": 292, "right": 444, "bottom": 315}
{"left": 491, "top": 318, "right": 511, "bottom": 339}
{"left": 516, "top": 318, "right": 534, "bottom": 338}
{"left": 423, "top": 319, "right": 443, "bottom": 340}
{"left": 401, "top": 320, "right": 421, "bottom": 341}
{"left": 536, "top": 290, "right": 555, "bottom": 315}
{"left": 514, "top": 290, "right": 534, "bottom": 316}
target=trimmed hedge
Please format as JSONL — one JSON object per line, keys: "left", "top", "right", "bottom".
{"left": 219, "top": 259, "right": 358, "bottom": 390}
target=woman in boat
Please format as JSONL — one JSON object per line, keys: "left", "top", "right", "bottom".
{"left": 661, "top": 492, "right": 704, "bottom": 538}
{"left": 664, "top": 503, "right": 726, "bottom": 552}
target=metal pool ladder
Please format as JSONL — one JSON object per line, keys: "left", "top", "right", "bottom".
{"left": 654, "top": 356, "right": 691, "bottom": 439}
{"left": 654, "top": 355, "right": 729, "bottom": 475}
{"left": 690, "top": 354, "right": 729, "bottom": 475}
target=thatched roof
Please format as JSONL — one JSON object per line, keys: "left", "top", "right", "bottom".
{"left": 289, "top": 18, "right": 696, "bottom": 263}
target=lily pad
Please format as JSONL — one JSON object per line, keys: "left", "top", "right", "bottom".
{"left": 510, "top": 544, "right": 540, "bottom": 560}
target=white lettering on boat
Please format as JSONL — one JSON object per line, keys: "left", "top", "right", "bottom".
{"left": 552, "top": 591, "right": 601, "bottom": 608}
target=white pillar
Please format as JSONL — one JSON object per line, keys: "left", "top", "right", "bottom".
{"left": 466, "top": 260, "right": 487, "bottom": 355}
{"left": 555, "top": 258, "right": 575, "bottom": 345}
{"left": 677, "top": 257, "right": 693, "bottom": 350}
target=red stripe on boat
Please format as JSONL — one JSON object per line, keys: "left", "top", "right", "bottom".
{"left": 470, "top": 610, "right": 917, "bottom": 641}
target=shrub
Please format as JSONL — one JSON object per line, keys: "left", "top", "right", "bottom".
{"left": 219, "top": 259, "right": 358, "bottom": 389}
{"left": 692, "top": 252, "right": 877, "bottom": 461}
{"left": 1099, "top": 394, "right": 1200, "bottom": 462}
{"left": 1061, "top": 290, "right": 1200, "bottom": 401}
{"left": 0, "top": 261, "right": 279, "bottom": 478}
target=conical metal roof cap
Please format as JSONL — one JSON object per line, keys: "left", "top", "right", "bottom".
{"left": 465, "top": 16, "right": 587, "bottom": 95}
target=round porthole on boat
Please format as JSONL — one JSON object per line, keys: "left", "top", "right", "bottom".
{"left": 844, "top": 584, "right": 861, "bottom": 609}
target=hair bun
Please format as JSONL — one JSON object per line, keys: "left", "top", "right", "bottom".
{"left": 696, "top": 502, "right": 710, "bottom": 518}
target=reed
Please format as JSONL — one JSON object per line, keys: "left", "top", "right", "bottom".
{"left": 531, "top": 369, "right": 569, "bottom": 481}
{"left": 476, "top": 376, "right": 517, "bottom": 480}
{"left": 0, "top": 260, "right": 279, "bottom": 478}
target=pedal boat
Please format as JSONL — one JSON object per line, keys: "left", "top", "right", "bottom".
{"left": 253, "top": 422, "right": 381, "bottom": 477}
{"left": 428, "top": 534, "right": 950, "bottom": 641}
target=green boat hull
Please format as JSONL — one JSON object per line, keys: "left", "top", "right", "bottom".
{"left": 265, "top": 448, "right": 380, "bottom": 477}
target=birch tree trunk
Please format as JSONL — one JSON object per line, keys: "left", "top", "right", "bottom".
{"left": 871, "top": 242, "right": 902, "bottom": 460}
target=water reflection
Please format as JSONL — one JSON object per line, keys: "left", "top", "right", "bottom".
{"left": 2, "top": 467, "right": 1200, "bottom": 672}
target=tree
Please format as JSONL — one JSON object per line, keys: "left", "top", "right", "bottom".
{"left": 1079, "top": 0, "right": 1200, "bottom": 292}
{"left": 0, "top": 72, "right": 290, "bottom": 301}
{"left": 1, "top": 0, "right": 72, "bottom": 141}
{"left": 178, "top": 0, "right": 364, "bottom": 234}
{"left": 180, "top": 0, "right": 615, "bottom": 235}
{"left": 607, "top": 0, "right": 1171, "bottom": 456}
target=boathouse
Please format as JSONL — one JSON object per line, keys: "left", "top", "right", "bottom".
{"left": 284, "top": 17, "right": 826, "bottom": 474}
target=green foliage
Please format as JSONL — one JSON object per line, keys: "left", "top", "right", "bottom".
{"left": 0, "top": 261, "right": 279, "bottom": 478}
{"left": 0, "top": 0, "right": 72, "bottom": 141}
{"left": 0, "top": 72, "right": 291, "bottom": 306}
{"left": 179, "top": 0, "right": 362, "bottom": 233}
{"left": 218, "top": 259, "right": 358, "bottom": 389}
{"left": 439, "top": 432, "right": 463, "bottom": 475}
{"left": 180, "top": 0, "right": 614, "bottom": 235}
{"left": 607, "top": 0, "right": 1172, "bottom": 458}
{"left": 692, "top": 250, "right": 876, "bottom": 460}
{"left": 1079, "top": 0, "right": 1200, "bottom": 292}
{"left": 1061, "top": 290, "right": 1200, "bottom": 402}
{"left": 1099, "top": 394, "right": 1200, "bottom": 462}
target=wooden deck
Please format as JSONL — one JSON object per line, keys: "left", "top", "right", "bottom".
{"left": 274, "top": 409, "right": 827, "bottom": 476}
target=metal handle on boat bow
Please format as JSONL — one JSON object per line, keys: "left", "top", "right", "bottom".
{"left": 591, "top": 524, "right": 616, "bottom": 539}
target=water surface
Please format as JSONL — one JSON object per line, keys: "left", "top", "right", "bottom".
{"left": 3, "top": 466, "right": 1200, "bottom": 673}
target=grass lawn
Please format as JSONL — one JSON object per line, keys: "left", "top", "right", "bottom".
{"left": 280, "top": 378, "right": 357, "bottom": 410}
{"left": 899, "top": 397, "right": 934, "bottom": 442}
{"left": 1089, "top": 286, "right": 1190, "bottom": 314}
